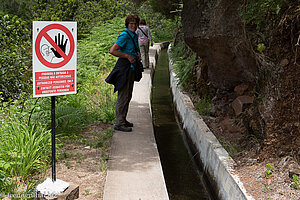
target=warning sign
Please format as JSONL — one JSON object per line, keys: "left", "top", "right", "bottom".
{"left": 33, "top": 21, "right": 77, "bottom": 97}
{"left": 35, "top": 70, "right": 75, "bottom": 95}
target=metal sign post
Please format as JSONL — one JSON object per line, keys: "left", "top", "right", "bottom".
{"left": 51, "top": 96, "right": 56, "bottom": 181}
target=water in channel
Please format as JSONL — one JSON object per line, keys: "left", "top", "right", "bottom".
{"left": 151, "top": 49, "right": 213, "bottom": 200}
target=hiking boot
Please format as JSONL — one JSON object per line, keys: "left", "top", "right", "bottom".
{"left": 114, "top": 125, "right": 132, "bottom": 132}
{"left": 125, "top": 120, "right": 133, "bottom": 127}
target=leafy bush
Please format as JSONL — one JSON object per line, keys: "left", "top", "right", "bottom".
{"left": 148, "top": 0, "right": 182, "bottom": 18}
{"left": 0, "top": 12, "right": 31, "bottom": 100}
{"left": 32, "top": 0, "right": 81, "bottom": 22}
{"left": 0, "top": 0, "right": 35, "bottom": 21}
{"left": 136, "top": 1, "right": 180, "bottom": 42}
{"left": 240, "top": 0, "right": 288, "bottom": 29}
{"left": 31, "top": 0, "right": 134, "bottom": 39}
{"left": 74, "top": 0, "right": 134, "bottom": 38}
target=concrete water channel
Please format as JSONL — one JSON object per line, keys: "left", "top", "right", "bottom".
{"left": 151, "top": 49, "right": 214, "bottom": 200}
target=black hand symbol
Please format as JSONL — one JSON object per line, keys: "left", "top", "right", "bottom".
{"left": 50, "top": 33, "right": 68, "bottom": 58}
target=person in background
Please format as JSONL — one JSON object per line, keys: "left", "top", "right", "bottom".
{"left": 136, "top": 19, "right": 153, "bottom": 69}
{"left": 105, "top": 14, "right": 140, "bottom": 132}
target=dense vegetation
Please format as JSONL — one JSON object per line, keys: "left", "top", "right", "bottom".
{"left": 0, "top": 0, "right": 176, "bottom": 196}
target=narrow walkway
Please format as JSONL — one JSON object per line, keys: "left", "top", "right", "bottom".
{"left": 103, "top": 64, "right": 169, "bottom": 199}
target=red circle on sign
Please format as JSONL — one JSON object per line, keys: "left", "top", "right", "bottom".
{"left": 35, "top": 24, "right": 75, "bottom": 68}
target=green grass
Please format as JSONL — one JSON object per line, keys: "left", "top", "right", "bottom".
{"left": 0, "top": 116, "right": 51, "bottom": 194}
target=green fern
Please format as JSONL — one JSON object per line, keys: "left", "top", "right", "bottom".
{"left": 170, "top": 42, "right": 199, "bottom": 88}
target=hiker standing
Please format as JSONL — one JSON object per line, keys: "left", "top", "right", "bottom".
{"left": 106, "top": 14, "right": 141, "bottom": 132}
{"left": 136, "top": 19, "right": 153, "bottom": 69}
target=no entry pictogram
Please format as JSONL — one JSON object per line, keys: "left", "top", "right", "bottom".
{"left": 33, "top": 21, "right": 77, "bottom": 98}
{"left": 35, "top": 24, "right": 75, "bottom": 68}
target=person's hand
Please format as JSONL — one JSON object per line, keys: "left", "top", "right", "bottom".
{"left": 51, "top": 33, "right": 68, "bottom": 58}
{"left": 127, "top": 54, "right": 136, "bottom": 63}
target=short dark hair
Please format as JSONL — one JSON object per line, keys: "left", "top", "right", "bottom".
{"left": 140, "top": 19, "right": 146, "bottom": 25}
{"left": 125, "top": 14, "right": 140, "bottom": 28}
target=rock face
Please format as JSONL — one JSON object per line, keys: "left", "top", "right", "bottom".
{"left": 182, "top": 0, "right": 258, "bottom": 90}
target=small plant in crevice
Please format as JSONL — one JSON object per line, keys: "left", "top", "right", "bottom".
{"left": 263, "top": 183, "right": 273, "bottom": 193}
{"left": 194, "top": 96, "right": 212, "bottom": 116}
{"left": 65, "top": 160, "right": 71, "bottom": 169}
{"left": 96, "top": 129, "right": 114, "bottom": 153}
{"left": 265, "top": 163, "right": 274, "bottom": 179}
{"left": 218, "top": 136, "right": 239, "bottom": 157}
{"left": 263, "top": 163, "right": 274, "bottom": 192}
{"left": 257, "top": 43, "right": 266, "bottom": 53}
{"left": 84, "top": 189, "right": 90, "bottom": 196}
{"left": 291, "top": 174, "right": 300, "bottom": 190}
{"left": 99, "top": 156, "right": 110, "bottom": 172}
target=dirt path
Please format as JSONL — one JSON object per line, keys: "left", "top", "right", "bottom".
{"left": 46, "top": 122, "right": 112, "bottom": 200}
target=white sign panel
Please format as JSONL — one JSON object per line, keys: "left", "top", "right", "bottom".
{"left": 33, "top": 21, "right": 77, "bottom": 97}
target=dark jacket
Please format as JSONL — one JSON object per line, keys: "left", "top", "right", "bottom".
{"left": 105, "top": 58, "right": 143, "bottom": 93}
{"left": 105, "top": 58, "right": 131, "bottom": 93}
